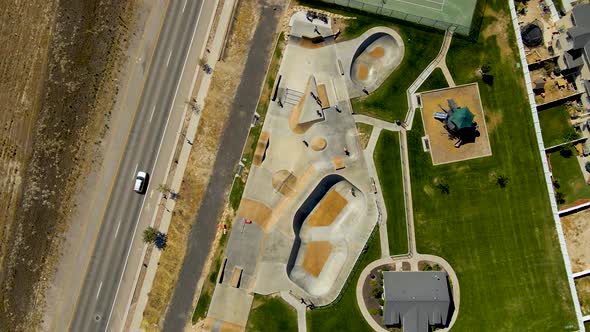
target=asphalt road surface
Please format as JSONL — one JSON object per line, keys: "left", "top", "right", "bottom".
{"left": 162, "top": 1, "right": 287, "bottom": 330}
{"left": 68, "top": 0, "right": 212, "bottom": 331}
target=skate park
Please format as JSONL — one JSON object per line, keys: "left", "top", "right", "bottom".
{"left": 202, "top": 11, "right": 405, "bottom": 331}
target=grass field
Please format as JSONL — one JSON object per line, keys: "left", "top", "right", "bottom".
{"left": 417, "top": 67, "right": 449, "bottom": 93}
{"left": 307, "top": 230, "right": 381, "bottom": 332}
{"left": 298, "top": 0, "right": 444, "bottom": 122}
{"left": 404, "top": 1, "right": 578, "bottom": 330}
{"left": 549, "top": 147, "right": 590, "bottom": 206}
{"left": 538, "top": 104, "right": 577, "bottom": 147}
{"left": 374, "top": 130, "right": 408, "bottom": 255}
{"left": 356, "top": 123, "right": 372, "bottom": 149}
{"left": 246, "top": 296, "right": 298, "bottom": 332}
{"left": 574, "top": 276, "right": 590, "bottom": 315}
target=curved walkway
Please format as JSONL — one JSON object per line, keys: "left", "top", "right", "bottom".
{"left": 355, "top": 254, "right": 460, "bottom": 332}
{"left": 404, "top": 29, "right": 454, "bottom": 129}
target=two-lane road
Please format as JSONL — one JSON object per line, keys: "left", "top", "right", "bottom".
{"left": 68, "top": 0, "right": 211, "bottom": 330}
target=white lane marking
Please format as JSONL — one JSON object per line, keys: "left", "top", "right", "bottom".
{"left": 166, "top": 50, "right": 172, "bottom": 67}
{"left": 149, "top": 105, "right": 156, "bottom": 123}
{"left": 133, "top": 163, "right": 138, "bottom": 176}
{"left": 182, "top": 0, "right": 188, "bottom": 12}
{"left": 105, "top": 2, "right": 206, "bottom": 329}
{"left": 115, "top": 220, "right": 122, "bottom": 238}
{"left": 96, "top": 281, "right": 103, "bottom": 299}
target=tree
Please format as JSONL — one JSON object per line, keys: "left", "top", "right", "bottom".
{"left": 436, "top": 182, "right": 450, "bottom": 194}
{"left": 372, "top": 287, "right": 383, "bottom": 299}
{"left": 556, "top": 191, "right": 566, "bottom": 204}
{"left": 496, "top": 174, "right": 508, "bottom": 188}
{"left": 143, "top": 226, "right": 158, "bottom": 244}
{"left": 154, "top": 231, "right": 167, "bottom": 250}
{"left": 157, "top": 183, "right": 172, "bottom": 194}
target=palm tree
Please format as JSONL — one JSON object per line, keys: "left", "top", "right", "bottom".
{"left": 143, "top": 226, "right": 158, "bottom": 244}
{"left": 496, "top": 175, "right": 508, "bottom": 188}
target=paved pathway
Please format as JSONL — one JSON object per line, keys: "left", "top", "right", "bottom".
{"left": 280, "top": 291, "right": 307, "bottom": 332}
{"left": 404, "top": 29, "right": 454, "bottom": 129}
{"left": 353, "top": 114, "right": 400, "bottom": 131}
{"left": 399, "top": 130, "right": 416, "bottom": 255}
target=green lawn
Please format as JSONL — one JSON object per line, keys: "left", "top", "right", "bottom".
{"left": 417, "top": 67, "right": 449, "bottom": 93}
{"left": 298, "top": 0, "right": 444, "bottom": 122}
{"left": 246, "top": 296, "right": 298, "bottom": 332}
{"left": 538, "top": 104, "right": 577, "bottom": 147}
{"left": 404, "top": 1, "right": 578, "bottom": 330}
{"left": 307, "top": 230, "right": 381, "bottom": 332}
{"left": 550, "top": 147, "right": 590, "bottom": 206}
{"left": 374, "top": 130, "right": 408, "bottom": 255}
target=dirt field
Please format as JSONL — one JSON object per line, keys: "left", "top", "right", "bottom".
{"left": 0, "top": 0, "right": 136, "bottom": 329}
{"left": 419, "top": 83, "right": 492, "bottom": 165}
{"left": 141, "top": 0, "right": 262, "bottom": 328}
{"left": 561, "top": 209, "right": 590, "bottom": 273}
{"left": 302, "top": 241, "right": 332, "bottom": 277}
{"left": 307, "top": 190, "right": 347, "bottom": 227}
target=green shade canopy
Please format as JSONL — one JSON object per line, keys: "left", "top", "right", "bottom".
{"left": 449, "top": 107, "right": 474, "bottom": 129}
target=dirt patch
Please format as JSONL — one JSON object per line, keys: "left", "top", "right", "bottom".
{"left": 368, "top": 46, "right": 385, "bottom": 58}
{"left": 311, "top": 137, "right": 327, "bottom": 151}
{"left": 236, "top": 198, "right": 273, "bottom": 232}
{"left": 482, "top": 7, "right": 513, "bottom": 59}
{"left": 486, "top": 109, "right": 503, "bottom": 133}
{"left": 561, "top": 209, "right": 590, "bottom": 273}
{"left": 271, "top": 170, "right": 298, "bottom": 195}
{"left": 0, "top": 0, "right": 137, "bottom": 329}
{"left": 142, "top": 1, "right": 261, "bottom": 328}
{"left": 302, "top": 241, "right": 332, "bottom": 277}
{"left": 253, "top": 131, "right": 270, "bottom": 166}
{"left": 357, "top": 63, "right": 368, "bottom": 81}
{"left": 419, "top": 83, "right": 492, "bottom": 165}
{"left": 317, "top": 84, "right": 330, "bottom": 108}
{"left": 306, "top": 190, "right": 347, "bottom": 227}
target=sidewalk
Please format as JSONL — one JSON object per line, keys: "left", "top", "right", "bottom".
{"left": 280, "top": 291, "right": 307, "bottom": 332}
{"left": 124, "top": 0, "right": 236, "bottom": 330}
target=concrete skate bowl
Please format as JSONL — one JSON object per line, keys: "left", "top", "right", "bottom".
{"left": 350, "top": 32, "right": 404, "bottom": 93}
{"left": 286, "top": 174, "right": 366, "bottom": 298}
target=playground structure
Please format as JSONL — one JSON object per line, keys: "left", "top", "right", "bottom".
{"left": 419, "top": 83, "right": 492, "bottom": 165}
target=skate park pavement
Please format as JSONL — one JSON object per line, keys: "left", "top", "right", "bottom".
{"left": 201, "top": 11, "right": 407, "bottom": 331}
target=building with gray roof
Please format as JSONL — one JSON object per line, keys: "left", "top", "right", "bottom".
{"left": 383, "top": 271, "right": 451, "bottom": 332}
{"left": 556, "top": 4, "right": 590, "bottom": 71}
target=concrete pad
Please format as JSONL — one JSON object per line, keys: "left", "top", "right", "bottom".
{"left": 207, "top": 285, "right": 253, "bottom": 328}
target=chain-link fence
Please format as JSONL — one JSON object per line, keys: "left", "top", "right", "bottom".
{"left": 321, "top": 0, "right": 472, "bottom": 35}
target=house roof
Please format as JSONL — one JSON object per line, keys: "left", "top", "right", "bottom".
{"left": 383, "top": 272, "right": 451, "bottom": 331}
{"left": 568, "top": 4, "right": 590, "bottom": 62}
